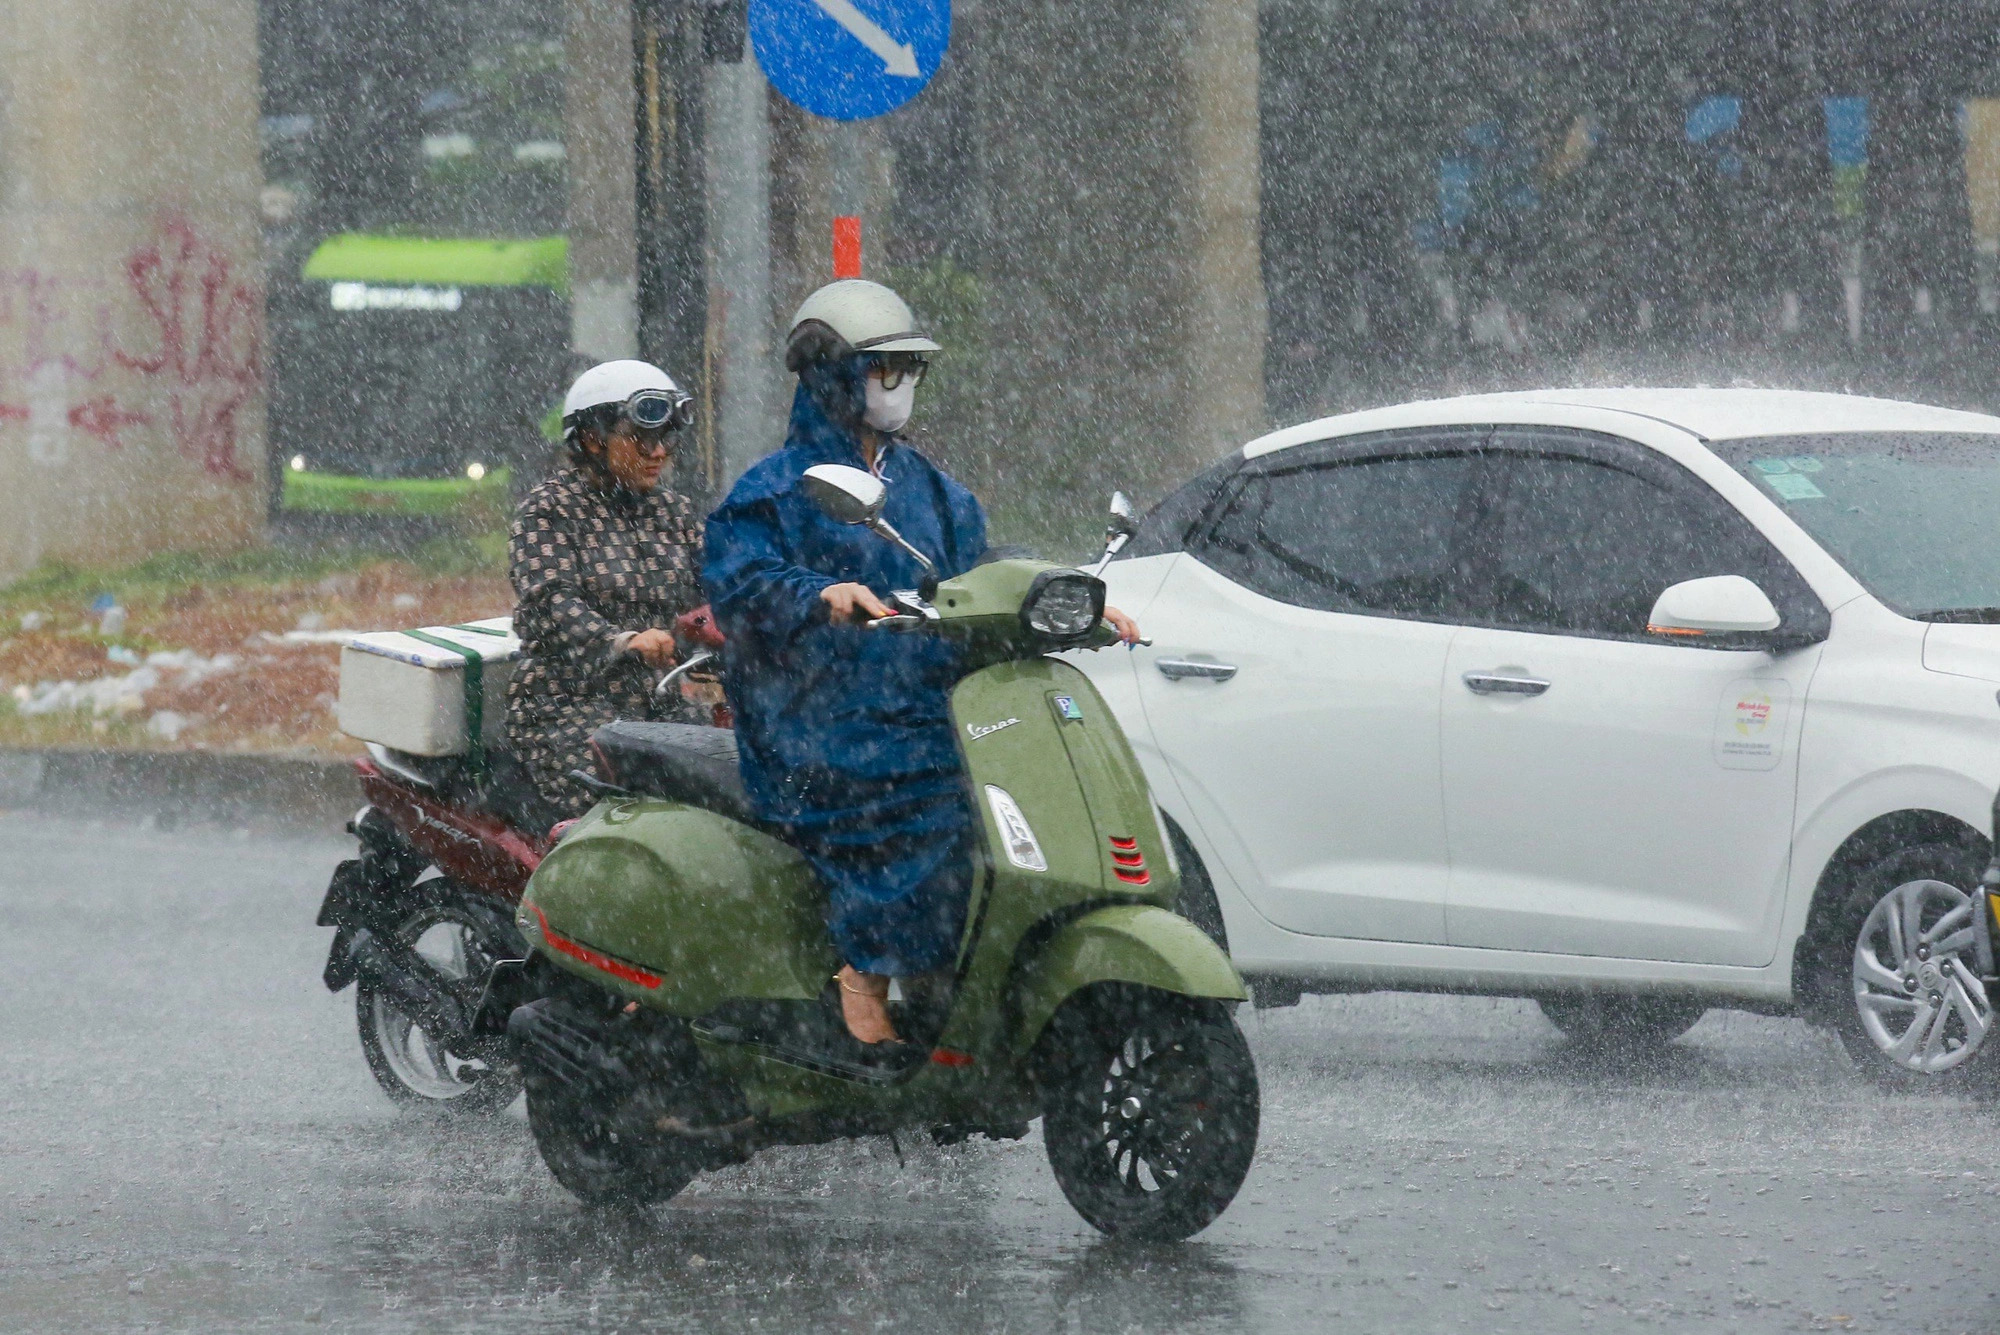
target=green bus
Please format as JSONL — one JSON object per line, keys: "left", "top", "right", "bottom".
{"left": 271, "top": 232, "right": 569, "bottom": 517}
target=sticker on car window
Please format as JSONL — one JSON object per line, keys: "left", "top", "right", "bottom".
{"left": 1761, "top": 471, "right": 1826, "bottom": 501}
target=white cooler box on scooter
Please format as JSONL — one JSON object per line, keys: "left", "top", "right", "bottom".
{"left": 337, "top": 617, "right": 520, "bottom": 756}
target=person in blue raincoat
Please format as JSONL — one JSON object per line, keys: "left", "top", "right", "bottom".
{"left": 704, "top": 280, "right": 1139, "bottom": 1051}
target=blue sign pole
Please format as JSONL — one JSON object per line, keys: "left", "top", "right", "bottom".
{"left": 748, "top": 0, "right": 951, "bottom": 122}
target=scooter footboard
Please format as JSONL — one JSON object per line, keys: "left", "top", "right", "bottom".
{"left": 1007, "top": 905, "right": 1247, "bottom": 1055}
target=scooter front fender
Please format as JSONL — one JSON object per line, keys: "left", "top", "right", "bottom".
{"left": 1007, "top": 904, "right": 1246, "bottom": 1056}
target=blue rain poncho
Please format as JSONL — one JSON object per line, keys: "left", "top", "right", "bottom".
{"left": 703, "top": 377, "right": 987, "bottom": 976}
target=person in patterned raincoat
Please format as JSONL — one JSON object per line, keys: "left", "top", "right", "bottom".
{"left": 506, "top": 360, "right": 705, "bottom": 817}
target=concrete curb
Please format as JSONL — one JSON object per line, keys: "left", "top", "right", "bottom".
{"left": 0, "top": 747, "right": 361, "bottom": 833}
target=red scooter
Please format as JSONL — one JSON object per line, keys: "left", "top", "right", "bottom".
{"left": 316, "top": 606, "right": 727, "bottom": 1116}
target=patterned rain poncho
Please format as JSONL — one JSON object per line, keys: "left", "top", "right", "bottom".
{"left": 506, "top": 461, "right": 705, "bottom": 816}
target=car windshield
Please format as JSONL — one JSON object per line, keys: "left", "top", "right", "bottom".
{"left": 1715, "top": 432, "right": 2000, "bottom": 621}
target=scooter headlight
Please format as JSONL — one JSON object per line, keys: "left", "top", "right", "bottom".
{"left": 1021, "top": 570, "right": 1106, "bottom": 644}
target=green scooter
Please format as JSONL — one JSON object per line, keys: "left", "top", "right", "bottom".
{"left": 507, "top": 468, "right": 1259, "bottom": 1240}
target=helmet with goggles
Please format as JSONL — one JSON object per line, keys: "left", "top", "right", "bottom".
{"left": 560, "top": 360, "right": 695, "bottom": 441}
{"left": 784, "top": 279, "right": 940, "bottom": 377}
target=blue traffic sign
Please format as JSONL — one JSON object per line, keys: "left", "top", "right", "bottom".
{"left": 749, "top": 0, "right": 950, "bottom": 122}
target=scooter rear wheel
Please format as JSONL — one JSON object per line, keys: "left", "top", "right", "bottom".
{"left": 524, "top": 1076, "right": 701, "bottom": 1208}
{"left": 356, "top": 893, "right": 522, "bottom": 1116}
{"left": 1037, "top": 985, "right": 1259, "bottom": 1241}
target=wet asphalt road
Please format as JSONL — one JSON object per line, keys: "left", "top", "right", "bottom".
{"left": 5, "top": 813, "right": 2000, "bottom": 1334}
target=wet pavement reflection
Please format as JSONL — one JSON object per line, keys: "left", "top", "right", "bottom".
{"left": 4, "top": 813, "right": 1997, "bottom": 1332}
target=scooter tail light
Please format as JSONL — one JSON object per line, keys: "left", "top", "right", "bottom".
{"left": 529, "top": 902, "right": 662, "bottom": 990}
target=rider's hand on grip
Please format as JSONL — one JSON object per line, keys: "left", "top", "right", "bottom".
{"left": 821, "top": 582, "right": 894, "bottom": 625}
{"left": 627, "top": 628, "right": 678, "bottom": 668}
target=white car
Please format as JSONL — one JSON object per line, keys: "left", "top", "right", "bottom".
{"left": 1077, "top": 387, "right": 2000, "bottom": 1083}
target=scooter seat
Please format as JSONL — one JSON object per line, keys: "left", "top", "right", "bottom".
{"left": 591, "top": 721, "right": 766, "bottom": 831}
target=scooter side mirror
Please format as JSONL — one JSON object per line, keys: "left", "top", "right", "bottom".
{"left": 802, "top": 462, "right": 938, "bottom": 585}
{"left": 802, "top": 464, "right": 885, "bottom": 526}
{"left": 1107, "top": 490, "right": 1137, "bottom": 538}
{"left": 1087, "top": 490, "right": 1139, "bottom": 577}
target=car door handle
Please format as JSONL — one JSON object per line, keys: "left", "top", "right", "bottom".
{"left": 1461, "top": 671, "right": 1551, "bottom": 697}
{"left": 1156, "top": 658, "right": 1239, "bottom": 682}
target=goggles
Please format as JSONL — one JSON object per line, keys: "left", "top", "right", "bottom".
{"left": 866, "top": 353, "right": 930, "bottom": 392}
{"left": 624, "top": 387, "right": 696, "bottom": 433}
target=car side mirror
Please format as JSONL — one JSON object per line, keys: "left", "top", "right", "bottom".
{"left": 802, "top": 464, "right": 885, "bottom": 526}
{"left": 1647, "top": 575, "right": 1785, "bottom": 644}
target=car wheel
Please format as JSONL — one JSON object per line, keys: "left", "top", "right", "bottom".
{"left": 1538, "top": 995, "right": 1706, "bottom": 1051}
{"left": 1162, "top": 815, "right": 1227, "bottom": 952}
{"left": 1812, "top": 842, "right": 1993, "bottom": 1087}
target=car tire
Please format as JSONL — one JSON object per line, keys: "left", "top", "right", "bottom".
{"left": 1806, "top": 841, "right": 1993, "bottom": 1089}
{"left": 1538, "top": 995, "right": 1706, "bottom": 1052}
{"left": 1162, "top": 814, "right": 1228, "bottom": 953}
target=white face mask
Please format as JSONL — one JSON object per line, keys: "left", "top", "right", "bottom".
{"left": 863, "top": 375, "right": 916, "bottom": 433}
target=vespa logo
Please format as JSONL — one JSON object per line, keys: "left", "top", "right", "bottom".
{"left": 967, "top": 717, "right": 1021, "bottom": 742}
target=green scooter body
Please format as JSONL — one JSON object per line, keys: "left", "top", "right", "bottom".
{"left": 515, "top": 560, "right": 1245, "bottom": 1128}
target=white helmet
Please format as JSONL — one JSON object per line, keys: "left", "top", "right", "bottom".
{"left": 784, "top": 279, "right": 940, "bottom": 371}
{"left": 560, "top": 359, "right": 693, "bottom": 439}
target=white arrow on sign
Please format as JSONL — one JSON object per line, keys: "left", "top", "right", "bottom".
{"left": 811, "top": 0, "right": 921, "bottom": 78}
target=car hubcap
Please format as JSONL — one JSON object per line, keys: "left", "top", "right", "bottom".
{"left": 1853, "top": 878, "right": 1992, "bottom": 1073}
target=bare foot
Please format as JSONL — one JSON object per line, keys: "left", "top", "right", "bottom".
{"left": 837, "top": 966, "right": 901, "bottom": 1044}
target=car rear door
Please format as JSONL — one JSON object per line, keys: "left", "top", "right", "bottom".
{"left": 1132, "top": 430, "right": 1493, "bottom": 944}
{"left": 1439, "top": 429, "right": 1827, "bottom": 966}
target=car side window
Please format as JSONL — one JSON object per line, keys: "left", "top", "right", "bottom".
{"left": 1485, "top": 445, "right": 1797, "bottom": 641}
{"left": 1193, "top": 447, "right": 1486, "bottom": 620}
{"left": 1123, "top": 454, "right": 1241, "bottom": 559}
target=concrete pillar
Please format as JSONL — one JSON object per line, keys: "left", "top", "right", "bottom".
{"left": 1186, "top": 0, "right": 1267, "bottom": 459}
{"left": 705, "top": 60, "right": 781, "bottom": 480}
{"left": 971, "top": 0, "right": 1266, "bottom": 528}
{"left": 565, "top": 0, "right": 641, "bottom": 362}
{"left": 0, "top": 0, "right": 266, "bottom": 580}
{"left": 769, "top": 97, "right": 831, "bottom": 313}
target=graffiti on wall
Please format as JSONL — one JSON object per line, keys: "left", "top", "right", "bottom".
{"left": 0, "top": 216, "right": 261, "bottom": 482}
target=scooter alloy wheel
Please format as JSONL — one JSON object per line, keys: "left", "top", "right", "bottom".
{"left": 356, "top": 893, "right": 522, "bottom": 1116}
{"left": 1851, "top": 877, "right": 1992, "bottom": 1075}
{"left": 1037, "top": 987, "right": 1259, "bottom": 1242}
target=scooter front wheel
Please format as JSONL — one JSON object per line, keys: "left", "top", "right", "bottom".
{"left": 1036, "top": 985, "right": 1259, "bottom": 1241}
